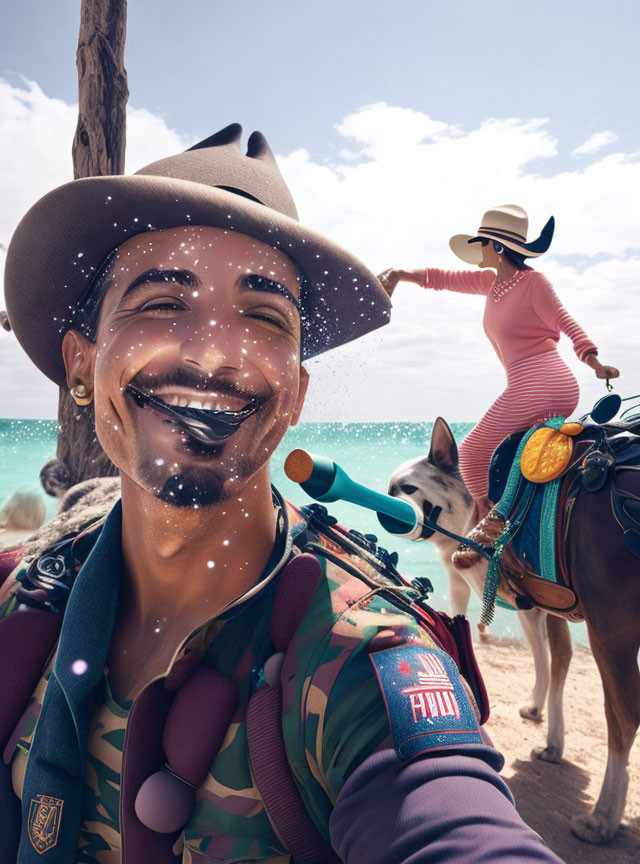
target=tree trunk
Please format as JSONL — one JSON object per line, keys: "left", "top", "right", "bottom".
{"left": 54, "top": 0, "right": 129, "bottom": 488}
{"left": 72, "top": 0, "right": 129, "bottom": 179}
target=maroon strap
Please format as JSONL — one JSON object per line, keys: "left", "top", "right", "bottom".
{"left": 247, "top": 686, "right": 339, "bottom": 863}
{"left": 268, "top": 552, "right": 322, "bottom": 651}
{"left": 0, "top": 608, "right": 61, "bottom": 755}
{"left": 247, "top": 553, "right": 340, "bottom": 863}
{"left": 162, "top": 665, "right": 238, "bottom": 787}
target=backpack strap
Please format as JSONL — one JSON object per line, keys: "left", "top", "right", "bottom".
{"left": 0, "top": 528, "right": 102, "bottom": 763}
{"left": 0, "top": 608, "right": 62, "bottom": 760}
{"left": 246, "top": 553, "right": 340, "bottom": 863}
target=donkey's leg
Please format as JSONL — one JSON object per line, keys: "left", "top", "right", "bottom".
{"left": 444, "top": 557, "right": 495, "bottom": 641}
{"left": 517, "top": 607, "right": 549, "bottom": 723}
{"left": 447, "top": 564, "right": 471, "bottom": 617}
{"left": 533, "top": 615, "right": 572, "bottom": 762}
{"left": 571, "top": 630, "right": 640, "bottom": 844}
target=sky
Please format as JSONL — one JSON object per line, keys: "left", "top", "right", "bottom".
{"left": 1, "top": 0, "right": 639, "bottom": 422}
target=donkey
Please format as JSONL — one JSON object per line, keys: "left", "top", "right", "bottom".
{"left": 388, "top": 417, "right": 640, "bottom": 845}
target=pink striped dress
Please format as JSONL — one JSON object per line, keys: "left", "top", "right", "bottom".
{"left": 423, "top": 268, "right": 598, "bottom": 501}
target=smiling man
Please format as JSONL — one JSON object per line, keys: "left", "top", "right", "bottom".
{"left": 72, "top": 227, "right": 305, "bottom": 510}
{"left": 0, "top": 125, "right": 563, "bottom": 863}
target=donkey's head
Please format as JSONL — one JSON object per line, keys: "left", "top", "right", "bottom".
{"left": 388, "top": 417, "right": 473, "bottom": 544}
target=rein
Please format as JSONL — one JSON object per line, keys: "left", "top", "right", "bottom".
{"left": 420, "top": 507, "right": 493, "bottom": 561}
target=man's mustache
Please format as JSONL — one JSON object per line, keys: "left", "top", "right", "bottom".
{"left": 129, "top": 368, "right": 271, "bottom": 406}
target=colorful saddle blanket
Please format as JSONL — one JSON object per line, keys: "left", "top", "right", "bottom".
{"left": 485, "top": 415, "right": 640, "bottom": 622}
{"left": 489, "top": 437, "right": 544, "bottom": 578}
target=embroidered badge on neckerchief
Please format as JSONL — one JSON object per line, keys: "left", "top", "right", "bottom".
{"left": 370, "top": 644, "right": 483, "bottom": 761}
{"left": 28, "top": 794, "right": 64, "bottom": 854}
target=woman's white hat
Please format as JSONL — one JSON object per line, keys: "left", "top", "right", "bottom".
{"left": 449, "top": 205, "right": 555, "bottom": 265}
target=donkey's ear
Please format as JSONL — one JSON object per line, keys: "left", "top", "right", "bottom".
{"left": 428, "top": 417, "right": 459, "bottom": 472}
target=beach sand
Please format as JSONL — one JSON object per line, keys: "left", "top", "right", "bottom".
{"left": 475, "top": 637, "right": 640, "bottom": 863}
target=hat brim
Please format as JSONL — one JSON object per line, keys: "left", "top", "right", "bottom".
{"left": 450, "top": 231, "right": 547, "bottom": 266}
{"left": 5, "top": 175, "right": 390, "bottom": 386}
{"left": 449, "top": 234, "right": 484, "bottom": 266}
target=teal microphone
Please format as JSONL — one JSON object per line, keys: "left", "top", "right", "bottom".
{"left": 284, "top": 449, "right": 423, "bottom": 539}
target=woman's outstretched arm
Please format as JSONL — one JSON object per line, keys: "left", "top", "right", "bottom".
{"left": 379, "top": 268, "right": 492, "bottom": 297}
{"left": 423, "top": 268, "right": 493, "bottom": 294}
{"left": 395, "top": 268, "right": 426, "bottom": 285}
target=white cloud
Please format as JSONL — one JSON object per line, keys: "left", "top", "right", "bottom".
{"left": 1, "top": 89, "right": 638, "bottom": 424}
{"left": 571, "top": 130, "right": 618, "bottom": 157}
{"left": 336, "top": 103, "right": 450, "bottom": 160}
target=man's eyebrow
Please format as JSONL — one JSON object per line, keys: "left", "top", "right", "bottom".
{"left": 121, "top": 268, "right": 202, "bottom": 301}
{"left": 241, "top": 274, "right": 301, "bottom": 311}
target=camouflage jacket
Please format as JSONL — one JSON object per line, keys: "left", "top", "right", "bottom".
{"left": 0, "top": 492, "right": 494, "bottom": 864}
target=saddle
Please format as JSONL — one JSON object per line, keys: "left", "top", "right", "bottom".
{"left": 486, "top": 414, "right": 640, "bottom": 621}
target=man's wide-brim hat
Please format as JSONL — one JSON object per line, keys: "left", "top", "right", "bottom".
{"left": 449, "top": 204, "right": 555, "bottom": 266}
{"left": 4, "top": 123, "right": 390, "bottom": 386}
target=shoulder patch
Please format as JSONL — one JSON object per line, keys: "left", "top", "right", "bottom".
{"left": 370, "top": 644, "right": 482, "bottom": 761}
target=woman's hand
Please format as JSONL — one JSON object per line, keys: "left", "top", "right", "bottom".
{"left": 596, "top": 364, "right": 620, "bottom": 380}
{"left": 586, "top": 354, "right": 620, "bottom": 382}
{"left": 377, "top": 268, "right": 400, "bottom": 298}
{"left": 377, "top": 268, "right": 426, "bottom": 297}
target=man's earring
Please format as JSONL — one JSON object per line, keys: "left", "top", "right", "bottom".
{"left": 70, "top": 383, "right": 93, "bottom": 406}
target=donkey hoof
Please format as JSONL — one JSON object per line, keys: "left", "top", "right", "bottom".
{"left": 519, "top": 703, "right": 544, "bottom": 723}
{"left": 478, "top": 627, "right": 497, "bottom": 645}
{"left": 532, "top": 745, "right": 562, "bottom": 763}
{"left": 570, "top": 811, "right": 617, "bottom": 845}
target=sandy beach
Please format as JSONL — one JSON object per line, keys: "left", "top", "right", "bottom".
{"left": 475, "top": 637, "right": 640, "bottom": 863}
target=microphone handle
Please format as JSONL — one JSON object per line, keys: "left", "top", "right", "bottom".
{"left": 302, "top": 461, "right": 420, "bottom": 537}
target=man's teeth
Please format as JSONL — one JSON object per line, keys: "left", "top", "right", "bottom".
{"left": 164, "top": 396, "right": 214, "bottom": 409}
{"left": 148, "top": 392, "right": 245, "bottom": 411}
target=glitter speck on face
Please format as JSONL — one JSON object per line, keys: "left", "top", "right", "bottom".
{"left": 155, "top": 458, "right": 165, "bottom": 466}
{"left": 72, "top": 659, "right": 88, "bottom": 676}
{"left": 207, "top": 560, "right": 215, "bottom": 569}
{"left": 223, "top": 539, "right": 229, "bottom": 546}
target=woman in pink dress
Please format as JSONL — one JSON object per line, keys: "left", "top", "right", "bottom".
{"left": 381, "top": 205, "right": 619, "bottom": 566}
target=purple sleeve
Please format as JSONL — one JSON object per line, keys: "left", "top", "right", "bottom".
{"left": 329, "top": 749, "right": 565, "bottom": 863}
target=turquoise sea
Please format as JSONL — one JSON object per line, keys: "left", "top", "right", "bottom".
{"left": 0, "top": 419, "right": 589, "bottom": 645}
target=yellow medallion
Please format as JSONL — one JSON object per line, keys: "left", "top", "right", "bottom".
{"left": 520, "top": 427, "right": 575, "bottom": 483}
